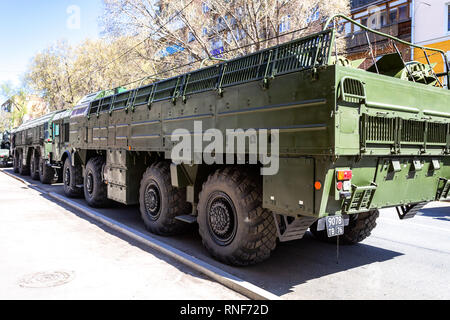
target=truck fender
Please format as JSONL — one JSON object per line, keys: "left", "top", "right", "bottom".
{"left": 61, "top": 150, "right": 72, "bottom": 167}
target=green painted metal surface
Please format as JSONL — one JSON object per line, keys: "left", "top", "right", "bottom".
{"left": 11, "top": 109, "right": 70, "bottom": 168}
{"left": 11, "top": 20, "right": 450, "bottom": 218}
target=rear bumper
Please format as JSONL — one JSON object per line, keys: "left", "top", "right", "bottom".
{"left": 320, "top": 156, "right": 449, "bottom": 217}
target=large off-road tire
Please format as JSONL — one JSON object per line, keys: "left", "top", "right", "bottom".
{"left": 84, "top": 156, "right": 110, "bottom": 208}
{"left": 197, "top": 167, "right": 277, "bottom": 266}
{"left": 18, "top": 152, "right": 29, "bottom": 176}
{"left": 63, "top": 158, "right": 83, "bottom": 198}
{"left": 39, "top": 158, "right": 55, "bottom": 184}
{"left": 310, "top": 210, "right": 380, "bottom": 245}
{"left": 30, "top": 152, "right": 40, "bottom": 180}
{"left": 13, "top": 153, "right": 19, "bottom": 173}
{"left": 139, "top": 161, "right": 191, "bottom": 236}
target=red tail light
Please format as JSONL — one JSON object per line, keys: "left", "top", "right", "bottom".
{"left": 337, "top": 170, "right": 352, "bottom": 181}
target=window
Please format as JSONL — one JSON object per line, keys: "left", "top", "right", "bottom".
{"left": 307, "top": 7, "right": 320, "bottom": 24}
{"left": 202, "top": 2, "right": 210, "bottom": 14}
{"left": 227, "top": 30, "right": 236, "bottom": 44}
{"left": 155, "top": 5, "right": 161, "bottom": 16}
{"left": 210, "top": 39, "right": 223, "bottom": 50}
{"left": 345, "top": 23, "right": 352, "bottom": 35}
{"left": 390, "top": 9, "right": 397, "bottom": 24}
{"left": 53, "top": 124, "right": 60, "bottom": 137}
{"left": 217, "top": 17, "right": 226, "bottom": 31}
{"left": 235, "top": 7, "right": 243, "bottom": 17}
{"left": 361, "top": 18, "right": 368, "bottom": 27}
{"left": 279, "top": 15, "right": 291, "bottom": 33}
{"left": 210, "top": 39, "right": 224, "bottom": 57}
{"left": 44, "top": 123, "right": 49, "bottom": 140}
{"left": 354, "top": 19, "right": 361, "bottom": 32}
{"left": 380, "top": 13, "right": 388, "bottom": 27}
{"left": 398, "top": 5, "right": 409, "bottom": 21}
{"left": 202, "top": 27, "right": 208, "bottom": 36}
{"left": 64, "top": 123, "right": 70, "bottom": 143}
{"left": 238, "top": 29, "right": 246, "bottom": 40}
{"left": 187, "top": 32, "right": 195, "bottom": 42}
{"left": 447, "top": 4, "right": 450, "bottom": 32}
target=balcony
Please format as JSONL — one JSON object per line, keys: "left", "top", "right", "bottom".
{"left": 346, "top": 19, "right": 411, "bottom": 54}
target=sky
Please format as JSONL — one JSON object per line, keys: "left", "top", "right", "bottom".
{"left": 0, "top": 0, "right": 103, "bottom": 99}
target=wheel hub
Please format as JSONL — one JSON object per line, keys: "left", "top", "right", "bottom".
{"left": 144, "top": 182, "right": 161, "bottom": 220}
{"left": 209, "top": 202, "right": 231, "bottom": 236}
{"left": 206, "top": 192, "right": 237, "bottom": 246}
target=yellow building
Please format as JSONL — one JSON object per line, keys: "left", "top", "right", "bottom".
{"left": 412, "top": 0, "right": 450, "bottom": 87}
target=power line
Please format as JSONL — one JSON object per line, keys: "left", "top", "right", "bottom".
{"left": 76, "top": 0, "right": 196, "bottom": 86}
{"left": 122, "top": 24, "right": 311, "bottom": 88}
{"left": 123, "top": 22, "right": 449, "bottom": 91}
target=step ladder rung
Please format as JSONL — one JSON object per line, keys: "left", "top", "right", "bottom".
{"left": 175, "top": 215, "right": 197, "bottom": 224}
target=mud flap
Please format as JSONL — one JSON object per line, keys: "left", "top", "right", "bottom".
{"left": 263, "top": 157, "right": 314, "bottom": 217}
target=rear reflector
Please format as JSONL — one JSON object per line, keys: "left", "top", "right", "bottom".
{"left": 314, "top": 181, "right": 322, "bottom": 190}
{"left": 337, "top": 170, "right": 352, "bottom": 181}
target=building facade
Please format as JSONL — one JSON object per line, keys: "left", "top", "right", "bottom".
{"left": 1, "top": 96, "right": 48, "bottom": 128}
{"left": 412, "top": 0, "right": 450, "bottom": 87}
{"left": 345, "top": 0, "right": 413, "bottom": 66}
{"left": 154, "top": 0, "right": 324, "bottom": 61}
{"left": 1, "top": 99, "right": 13, "bottom": 113}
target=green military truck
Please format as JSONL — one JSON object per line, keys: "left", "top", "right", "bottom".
{"left": 10, "top": 91, "right": 106, "bottom": 184}
{"left": 11, "top": 109, "right": 73, "bottom": 183}
{"left": 0, "top": 131, "right": 12, "bottom": 167}
{"left": 9, "top": 92, "right": 112, "bottom": 184}
{"left": 12, "top": 17, "right": 450, "bottom": 266}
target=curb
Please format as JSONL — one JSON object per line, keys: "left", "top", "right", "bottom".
{"left": 1, "top": 169, "right": 281, "bottom": 301}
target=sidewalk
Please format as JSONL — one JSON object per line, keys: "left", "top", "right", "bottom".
{"left": 0, "top": 172, "right": 244, "bottom": 300}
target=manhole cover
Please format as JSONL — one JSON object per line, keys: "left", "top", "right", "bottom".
{"left": 18, "top": 271, "right": 75, "bottom": 288}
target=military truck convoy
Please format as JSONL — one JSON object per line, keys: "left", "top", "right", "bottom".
{"left": 11, "top": 109, "right": 72, "bottom": 183}
{"left": 10, "top": 17, "right": 450, "bottom": 266}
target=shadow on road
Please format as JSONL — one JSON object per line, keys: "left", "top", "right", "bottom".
{"left": 227, "top": 232, "right": 402, "bottom": 296}
{"left": 418, "top": 206, "right": 450, "bottom": 222}
{"left": 2, "top": 168, "right": 404, "bottom": 298}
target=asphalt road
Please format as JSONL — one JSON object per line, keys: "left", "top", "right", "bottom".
{"left": 0, "top": 169, "right": 244, "bottom": 300}
{"left": 2, "top": 167, "right": 449, "bottom": 300}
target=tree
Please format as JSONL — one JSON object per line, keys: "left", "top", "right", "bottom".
{"left": 0, "top": 109, "right": 11, "bottom": 133}
{"left": 25, "top": 37, "right": 157, "bottom": 110}
{"left": 25, "top": 41, "right": 76, "bottom": 110}
{"left": 0, "top": 83, "right": 32, "bottom": 130}
{"left": 101, "top": 0, "right": 350, "bottom": 75}
{"left": 23, "top": 0, "right": 350, "bottom": 112}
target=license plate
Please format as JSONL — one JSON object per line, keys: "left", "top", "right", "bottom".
{"left": 325, "top": 216, "right": 345, "bottom": 238}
